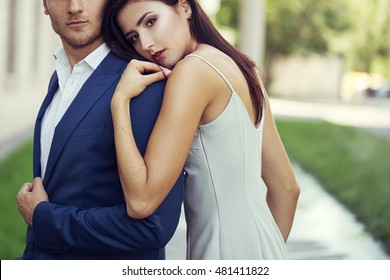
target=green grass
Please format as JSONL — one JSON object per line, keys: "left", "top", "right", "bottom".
{"left": 0, "top": 140, "right": 33, "bottom": 259}
{"left": 276, "top": 119, "right": 390, "bottom": 252}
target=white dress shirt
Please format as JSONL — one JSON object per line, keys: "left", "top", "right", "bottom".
{"left": 40, "top": 43, "right": 110, "bottom": 179}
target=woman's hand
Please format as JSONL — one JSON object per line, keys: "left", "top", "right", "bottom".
{"left": 112, "top": 59, "right": 171, "bottom": 104}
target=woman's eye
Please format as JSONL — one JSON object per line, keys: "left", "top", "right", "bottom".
{"left": 146, "top": 18, "right": 156, "bottom": 27}
{"left": 129, "top": 34, "right": 139, "bottom": 43}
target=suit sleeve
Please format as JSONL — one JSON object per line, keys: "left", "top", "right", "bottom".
{"left": 32, "top": 181, "right": 183, "bottom": 256}
{"left": 31, "top": 81, "right": 184, "bottom": 256}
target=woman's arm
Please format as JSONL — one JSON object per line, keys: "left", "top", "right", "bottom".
{"left": 111, "top": 59, "right": 212, "bottom": 219}
{"left": 261, "top": 91, "right": 300, "bottom": 242}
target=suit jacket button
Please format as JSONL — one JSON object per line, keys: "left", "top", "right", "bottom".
{"left": 28, "top": 243, "right": 35, "bottom": 251}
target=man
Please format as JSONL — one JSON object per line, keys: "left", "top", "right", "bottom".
{"left": 16, "top": 0, "right": 184, "bottom": 259}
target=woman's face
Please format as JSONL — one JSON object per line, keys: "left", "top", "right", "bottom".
{"left": 117, "top": 0, "right": 194, "bottom": 69}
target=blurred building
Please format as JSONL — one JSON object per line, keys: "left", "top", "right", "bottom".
{"left": 0, "top": 0, "right": 59, "bottom": 94}
{"left": 269, "top": 55, "right": 344, "bottom": 100}
{"left": 0, "top": 0, "right": 59, "bottom": 149}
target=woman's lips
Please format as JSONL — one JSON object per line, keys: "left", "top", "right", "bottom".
{"left": 152, "top": 50, "right": 165, "bottom": 61}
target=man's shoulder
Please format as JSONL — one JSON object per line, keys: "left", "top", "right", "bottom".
{"left": 100, "top": 51, "right": 129, "bottom": 75}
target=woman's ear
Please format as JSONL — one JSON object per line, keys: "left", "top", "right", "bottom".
{"left": 179, "top": 0, "right": 192, "bottom": 18}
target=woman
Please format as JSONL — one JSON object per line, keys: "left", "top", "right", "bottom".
{"left": 103, "top": 0, "right": 300, "bottom": 259}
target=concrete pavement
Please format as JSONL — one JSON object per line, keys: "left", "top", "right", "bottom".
{"left": 269, "top": 97, "right": 390, "bottom": 137}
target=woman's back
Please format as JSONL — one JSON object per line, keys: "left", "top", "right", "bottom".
{"left": 183, "top": 54, "right": 288, "bottom": 260}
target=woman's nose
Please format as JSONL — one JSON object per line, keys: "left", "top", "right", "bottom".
{"left": 141, "top": 38, "right": 154, "bottom": 53}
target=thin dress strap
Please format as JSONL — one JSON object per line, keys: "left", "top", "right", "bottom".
{"left": 186, "top": 54, "right": 235, "bottom": 93}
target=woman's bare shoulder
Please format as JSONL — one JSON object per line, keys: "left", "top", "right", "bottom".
{"left": 171, "top": 47, "right": 227, "bottom": 81}
{"left": 169, "top": 55, "right": 216, "bottom": 86}
{"left": 164, "top": 48, "right": 226, "bottom": 107}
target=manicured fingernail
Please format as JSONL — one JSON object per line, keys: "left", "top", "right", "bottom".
{"left": 164, "top": 70, "right": 172, "bottom": 78}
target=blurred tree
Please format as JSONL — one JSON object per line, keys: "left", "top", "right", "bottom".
{"left": 375, "top": 0, "right": 390, "bottom": 78}
{"left": 347, "top": 0, "right": 390, "bottom": 76}
{"left": 215, "top": 0, "right": 390, "bottom": 78}
{"left": 216, "top": 0, "right": 240, "bottom": 28}
{"left": 215, "top": 0, "right": 241, "bottom": 47}
{"left": 266, "top": 0, "right": 351, "bottom": 57}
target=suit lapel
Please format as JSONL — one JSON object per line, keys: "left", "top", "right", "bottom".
{"left": 33, "top": 73, "right": 59, "bottom": 177}
{"left": 43, "top": 53, "right": 127, "bottom": 184}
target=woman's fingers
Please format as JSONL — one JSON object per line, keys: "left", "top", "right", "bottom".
{"left": 130, "top": 59, "right": 171, "bottom": 76}
{"left": 127, "top": 60, "right": 168, "bottom": 89}
{"left": 113, "top": 59, "right": 170, "bottom": 102}
{"left": 130, "top": 59, "right": 163, "bottom": 73}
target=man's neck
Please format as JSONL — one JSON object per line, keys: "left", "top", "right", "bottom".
{"left": 62, "top": 38, "right": 105, "bottom": 69}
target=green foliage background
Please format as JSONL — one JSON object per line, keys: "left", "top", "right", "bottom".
{"left": 216, "top": 0, "right": 390, "bottom": 77}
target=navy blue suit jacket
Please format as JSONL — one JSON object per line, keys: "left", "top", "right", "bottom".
{"left": 21, "top": 52, "right": 184, "bottom": 259}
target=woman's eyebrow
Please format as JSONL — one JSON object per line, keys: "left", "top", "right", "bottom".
{"left": 124, "top": 11, "right": 154, "bottom": 38}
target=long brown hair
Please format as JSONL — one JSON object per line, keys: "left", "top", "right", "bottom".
{"left": 103, "top": 0, "right": 264, "bottom": 124}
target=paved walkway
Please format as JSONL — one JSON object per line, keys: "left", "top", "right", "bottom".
{"left": 286, "top": 164, "right": 388, "bottom": 260}
{"left": 1, "top": 91, "right": 390, "bottom": 259}
{"left": 270, "top": 97, "right": 390, "bottom": 137}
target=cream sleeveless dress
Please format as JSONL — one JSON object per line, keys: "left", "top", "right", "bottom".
{"left": 183, "top": 54, "right": 288, "bottom": 260}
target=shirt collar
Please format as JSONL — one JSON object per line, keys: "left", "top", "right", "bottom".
{"left": 83, "top": 43, "right": 111, "bottom": 70}
{"left": 53, "top": 43, "right": 111, "bottom": 71}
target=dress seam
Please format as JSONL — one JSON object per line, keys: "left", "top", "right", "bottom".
{"left": 198, "top": 129, "right": 222, "bottom": 259}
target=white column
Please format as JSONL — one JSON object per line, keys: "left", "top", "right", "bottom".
{"left": 239, "top": 0, "right": 266, "bottom": 67}
{"left": 13, "top": 0, "right": 36, "bottom": 85}
{"left": 0, "top": 0, "right": 10, "bottom": 89}
{"left": 36, "top": 1, "right": 61, "bottom": 84}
